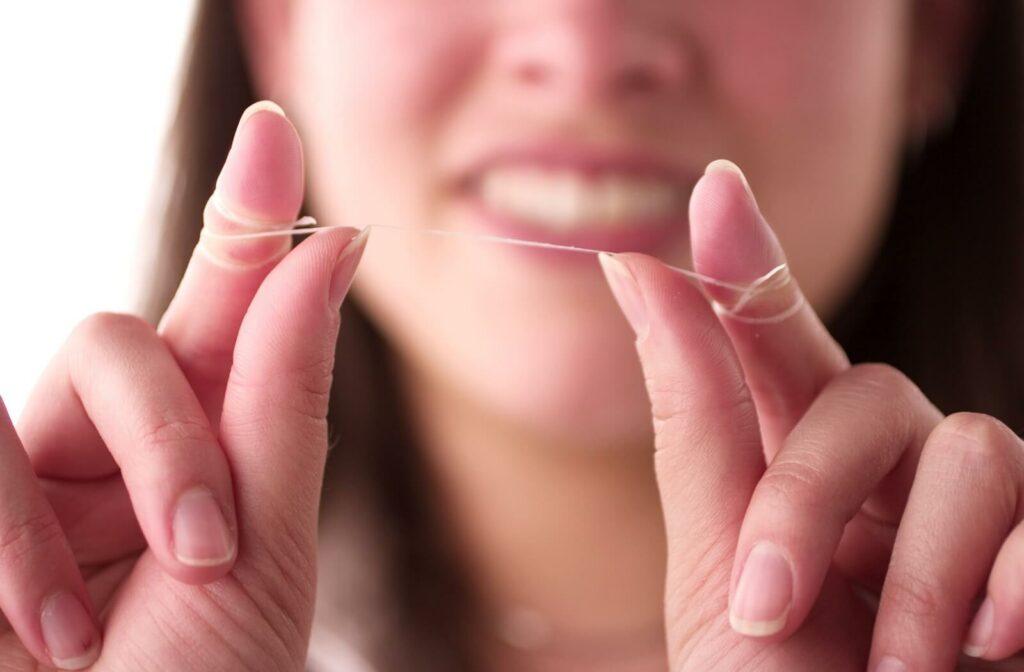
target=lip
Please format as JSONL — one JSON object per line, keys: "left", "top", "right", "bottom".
{"left": 455, "top": 142, "right": 696, "bottom": 255}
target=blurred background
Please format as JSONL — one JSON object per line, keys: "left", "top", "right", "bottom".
{"left": 0, "top": 2, "right": 196, "bottom": 419}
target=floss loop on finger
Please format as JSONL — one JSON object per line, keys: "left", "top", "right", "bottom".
{"left": 195, "top": 189, "right": 321, "bottom": 268}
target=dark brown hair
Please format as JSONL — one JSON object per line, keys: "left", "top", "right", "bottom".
{"left": 142, "top": 2, "right": 1023, "bottom": 670}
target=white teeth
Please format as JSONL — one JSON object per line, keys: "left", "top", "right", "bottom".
{"left": 478, "top": 168, "right": 681, "bottom": 230}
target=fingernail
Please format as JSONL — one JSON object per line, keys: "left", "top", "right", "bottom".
{"left": 696, "top": 159, "right": 781, "bottom": 280}
{"left": 874, "top": 656, "right": 907, "bottom": 672}
{"left": 330, "top": 228, "right": 370, "bottom": 308}
{"left": 963, "top": 596, "right": 994, "bottom": 658}
{"left": 238, "top": 100, "right": 286, "bottom": 133}
{"left": 730, "top": 541, "right": 793, "bottom": 637}
{"left": 705, "top": 159, "right": 752, "bottom": 195}
{"left": 598, "top": 253, "right": 649, "bottom": 341}
{"left": 173, "top": 487, "right": 236, "bottom": 567}
{"left": 219, "top": 100, "right": 294, "bottom": 199}
{"left": 40, "top": 592, "right": 101, "bottom": 670}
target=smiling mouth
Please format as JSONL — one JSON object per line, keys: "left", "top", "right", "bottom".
{"left": 475, "top": 165, "right": 685, "bottom": 231}
{"left": 456, "top": 154, "right": 693, "bottom": 255}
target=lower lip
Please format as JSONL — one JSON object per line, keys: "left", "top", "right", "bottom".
{"left": 462, "top": 196, "right": 688, "bottom": 257}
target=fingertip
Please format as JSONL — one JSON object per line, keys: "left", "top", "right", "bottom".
{"left": 330, "top": 227, "right": 370, "bottom": 308}
{"left": 690, "top": 160, "right": 784, "bottom": 284}
{"left": 170, "top": 486, "right": 238, "bottom": 581}
{"left": 39, "top": 591, "right": 102, "bottom": 670}
{"left": 598, "top": 253, "right": 650, "bottom": 341}
{"left": 704, "top": 159, "right": 749, "bottom": 187}
{"left": 239, "top": 100, "right": 287, "bottom": 127}
{"left": 962, "top": 596, "right": 994, "bottom": 659}
{"left": 216, "top": 101, "right": 304, "bottom": 225}
{"left": 729, "top": 541, "right": 794, "bottom": 639}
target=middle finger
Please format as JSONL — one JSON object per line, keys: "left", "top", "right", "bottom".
{"left": 727, "top": 362, "right": 940, "bottom": 639}
{"left": 869, "top": 413, "right": 1022, "bottom": 671}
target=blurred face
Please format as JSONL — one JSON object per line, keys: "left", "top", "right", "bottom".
{"left": 243, "top": 0, "right": 920, "bottom": 447}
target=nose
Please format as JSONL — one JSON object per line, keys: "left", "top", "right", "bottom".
{"left": 494, "top": 2, "right": 689, "bottom": 104}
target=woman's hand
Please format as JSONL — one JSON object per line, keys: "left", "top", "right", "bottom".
{"left": 600, "top": 161, "right": 1024, "bottom": 671}
{"left": 0, "top": 102, "right": 365, "bottom": 670}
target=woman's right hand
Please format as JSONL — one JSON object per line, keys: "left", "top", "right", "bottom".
{"left": 0, "top": 102, "right": 365, "bottom": 671}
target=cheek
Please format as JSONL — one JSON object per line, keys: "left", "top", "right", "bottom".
{"left": 700, "top": 0, "right": 911, "bottom": 314}
{"left": 284, "top": 3, "right": 655, "bottom": 443}
{"left": 288, "top": 0, "right": 486, "bottom": 223}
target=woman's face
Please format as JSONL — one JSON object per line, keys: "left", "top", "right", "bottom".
{"left": 242, "top": 0, "right": 936, "bottom": 446}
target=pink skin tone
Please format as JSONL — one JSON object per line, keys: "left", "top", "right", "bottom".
{"left": 238, "top": 0, "right": 1024, "bottom": 669}
{"left": 0, "top": 2, "right": 1021, "bottom": 672}
{"left": 0, "top": 108, "right": 365, "bottom": 669}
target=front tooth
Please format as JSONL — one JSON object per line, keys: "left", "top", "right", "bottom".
{"left": 480, "top": 168, "right": 679, "bottom": 228}
{"left": 637, "top": 182, "right": 677, "bottom": 217}
{"left": 481, "top": 170, "right": 504, "bottom": 211}
{"left": 599, "top": 177, "right": 632, "bottom": 225}
{"left": 519, "top": 170, "right": 554, "bottom": 224}
{"left": 547, "top": 171, "right": 582, "bottom": 227}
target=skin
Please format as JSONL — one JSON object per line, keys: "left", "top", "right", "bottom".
{"left": 0, "top": 1, "right": 1022, "bottom": 671}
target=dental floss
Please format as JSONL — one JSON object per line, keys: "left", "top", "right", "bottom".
{"left": 200, "top": 215, "right": 802, "bottom": 325}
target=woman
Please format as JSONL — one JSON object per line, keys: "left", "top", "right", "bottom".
{"left": 0, "top": 0, "right": 1022, "bottom": 670}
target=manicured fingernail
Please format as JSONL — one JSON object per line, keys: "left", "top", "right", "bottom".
{"left": 173, "top": 487, "right": 236, "bottom": 567}
{"left": 598, "top": 253, "right": 649, "bottom": 341}
{"left": 705, "top": 159, "right": 752, "bottom": 194}
{"left": 330, "top": 228, "right": 370, "bottom": 308}
{"left": 730, "top": 541, "right": 793, "bottom": 637}
{"left": 40, "top": 592, "right": 100, "bottom": 670}
{"left": 874, "top": 656, "right": 907, "bottom": 672}
{"left": 963, "top": 596, "right": 994, "bottom": 658}
{"left": 238, "top": 100, "right": 286, "bottom": 133}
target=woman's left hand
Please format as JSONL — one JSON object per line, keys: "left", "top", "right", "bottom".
{"left": 600, "top": 161, "right": 1024, "bottom": 671}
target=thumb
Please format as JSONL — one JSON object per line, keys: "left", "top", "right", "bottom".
{"left": 598, "top": 252, "right": 766, "bottom": 657}
{"left": 218, "top": 225, "right": 366, "bottom": 585}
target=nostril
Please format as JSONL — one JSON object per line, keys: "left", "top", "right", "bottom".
{"left": 616, "top": 32, "right": 689, "bottom": 96}
{"left": 495, "top": 15, "right": 689, "bottom": 100}
{"left": 618, "top": 66, "right": 660, "bottom": 95}
{"left": 517, "top": 61, "right": 551, "bottom": 87}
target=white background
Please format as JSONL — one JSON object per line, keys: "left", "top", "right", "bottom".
{"left": 0, "top": 3, "right": 196, "bottom": 420}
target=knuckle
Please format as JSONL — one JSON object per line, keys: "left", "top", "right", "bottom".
{"left": 926, "top": 412, "right": 1021, "bottom": 470}
{"left": 229, "top": 354, "right": 335, "bottom": 424}
{"left": 755, "top": 458, "right": 839, "bottom": 519}
{"left": 843, "top": 362, "right": 917, "bottom": 399}
{"left": 839, "top": 363, "right": 929, "bottom": 420}
{"left": 0, "top": 507, "right": 65, "bottom": 567}
{"left": 648, "top": 372, "right": 756, "bottom": 434}
{"left": 935, "top": 412, "right": 1018, "bottom": 451}
{"left": 69, "top": 312, "right": 155, "bottom": 369}
{"left": 138, "top": 414, "right": 215, "bottom": 450}
{"left": 917, "top": 413, "right": 1022, "bottom": 521}
{"left": 882, "top": 571, "right": 946, "bottom": 621}
{"left": 72, "top": 311, "right": 151, "bottom": 347}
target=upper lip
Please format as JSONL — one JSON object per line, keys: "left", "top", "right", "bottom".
{"left": 455, "top": 140, "right": 695, "bottom": 190}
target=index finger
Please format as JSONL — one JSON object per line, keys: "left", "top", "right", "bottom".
{"left": 690, "top": 160, "right": 850, "bottom": 455}
{"left": 157, "top": 100, "right": 305, "bottom": 423}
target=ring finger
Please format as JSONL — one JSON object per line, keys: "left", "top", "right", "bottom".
{"left": 868, "top": 412, "right": 1023, "bottom": 671}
